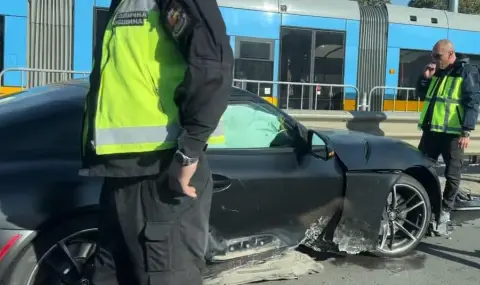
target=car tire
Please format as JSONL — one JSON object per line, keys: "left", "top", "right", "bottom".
{"left": 4, "top": 213, "right": 98, "bottom": 285}
{"left": 371, "top": 174, "right": 431, "bottom": 258}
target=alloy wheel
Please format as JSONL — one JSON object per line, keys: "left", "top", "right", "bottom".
{"left": 26, "top": 229, "right": 98, "bottom": 285}
{"left": 376, "top": 183, "right": 429, "bottom": 255}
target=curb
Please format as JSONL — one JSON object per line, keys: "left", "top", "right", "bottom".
{"left": 439, "top": 175, "right": 480, "bottom": 183}
{"left": 460, "top": 175, "right": 480, "bottom": 183}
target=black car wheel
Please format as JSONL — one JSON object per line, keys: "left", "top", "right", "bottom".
{"left": 5, "top": 214, "right": 98, "bottom": 285}
{"left": 372, "top": 174, "right": 431, "bottom": 258}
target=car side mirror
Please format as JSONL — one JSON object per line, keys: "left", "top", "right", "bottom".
{"left": 307, "top": 129, "right": 335, "bottom": 160}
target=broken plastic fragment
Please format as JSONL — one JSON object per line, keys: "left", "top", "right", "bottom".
{"left": 333, "top": 217, "right": 377, "bottom": 255}
{"left": 203, "top": 250, "right": 323, "bottom": 285}
{"left": 300, "top": 216, "right": 333, "bottom": 252}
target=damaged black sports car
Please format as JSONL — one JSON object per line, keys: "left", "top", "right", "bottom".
{"left": 0, "top": 81, "right": 443, "bottom": 283}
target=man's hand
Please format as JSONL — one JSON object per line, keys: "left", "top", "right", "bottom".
{"left": 168, "top": 160, "right": 199, "bottom": 198}
{"left": 424, "top": 63, "right": 436, "bottom": 79}
{"left": 458, "top": 137, "right": 470, "bottom": 150}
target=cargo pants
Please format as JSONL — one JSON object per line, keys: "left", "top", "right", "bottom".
{"left": 418, "top": 130, "right": 464, "bottom": 211}
{"left": 87, "top": 155, "right": 213, "bottom": 285}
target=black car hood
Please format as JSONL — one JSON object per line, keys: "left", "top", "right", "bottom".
{"left": 317, "top": 129, "right": 433, "bottom": 171}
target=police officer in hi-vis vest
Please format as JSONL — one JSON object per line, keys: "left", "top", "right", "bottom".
{"left": 416, "top": 39, "right": 480, "bottom": 229}
{"left": 79, "top": 0, "right": 232, "bottom": 284}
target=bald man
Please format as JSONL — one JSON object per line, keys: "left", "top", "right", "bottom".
{"left": 416, "top": 39, "right": 480, "bottom": 230}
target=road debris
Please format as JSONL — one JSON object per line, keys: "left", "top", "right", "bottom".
{"left": 203, "top": 249, "right": 323, "bottom": 285}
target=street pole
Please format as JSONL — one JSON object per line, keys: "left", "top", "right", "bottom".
{"left": 448, "top": 0, "right": 459, "bottom": 13}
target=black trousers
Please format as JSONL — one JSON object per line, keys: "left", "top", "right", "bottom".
{"left": 418, "top": 131, "right": 464, "bottom": 211}
{"left": 89, "top": 156, "right": 213, "bottom": 285}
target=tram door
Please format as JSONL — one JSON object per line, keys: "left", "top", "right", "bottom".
{"left": 280, "top": 27, "right": 345, "bottom": 110}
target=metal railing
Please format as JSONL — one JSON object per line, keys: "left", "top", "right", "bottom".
{"left": 0, "top": 68, "right": 90, "bottom": 91}
{"left": 233, "top": 79, "right": 361, "bottom": 111}
{"left": 368, "top": 86, "right": 421, "bottom": 112}
{"left": 0, "top": 69, "right": 421, "bottom": 114}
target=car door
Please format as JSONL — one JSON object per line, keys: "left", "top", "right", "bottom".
{"left": 206, "top": 98, "right": 345, "bottom": 247}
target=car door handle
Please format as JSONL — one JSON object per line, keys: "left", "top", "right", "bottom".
{"left": 212, "top": 174, "right": 231, "bottom": 193}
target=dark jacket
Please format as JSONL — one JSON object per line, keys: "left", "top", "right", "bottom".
{"left": 416, "top": 56, "right": 480, "bottom": 132}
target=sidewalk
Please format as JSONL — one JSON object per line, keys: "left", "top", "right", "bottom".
{"left": 439, "top": 174, "right": 480, "bottom": 195}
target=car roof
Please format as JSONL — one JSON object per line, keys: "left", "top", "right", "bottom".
{"left": 11, "top": 79, "right": 262, "bottom": 101}
{"left": 0, "top": 79, "right": 272, "bottom": 124}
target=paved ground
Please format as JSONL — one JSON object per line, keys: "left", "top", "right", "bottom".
{"left": 440, "top": 175, "right": 480, "bottom": 195}
{"left": 438, "top": 165, "right": 480, "bottom": 195}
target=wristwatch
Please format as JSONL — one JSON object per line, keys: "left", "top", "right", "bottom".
{"left": 174, "top": 149, "right": 199, "bottom": 166}
{"left": 461, "top": 130, "right": 471, "bottom": 138}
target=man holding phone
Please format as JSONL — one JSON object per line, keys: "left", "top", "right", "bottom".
{"left": 416, "top": 39, "right": 480, "bottom": 230}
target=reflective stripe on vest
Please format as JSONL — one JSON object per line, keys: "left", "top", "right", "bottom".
{"left": 94, "top": 123, "right": 225, "bottom": 148}
{"left": 418, "top": 75, "right": 464, "bottom": 135}
{"left": 89, "top": 0, "right": 225, "bottom": 155}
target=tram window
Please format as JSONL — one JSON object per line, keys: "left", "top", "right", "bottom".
{"left": 0, "top": 15, "right": 4, "bottom": 79}
{"left": 398, "top": 49, "right": 431, "bottom": 100}
{"left": 239, "top": 41, "right": 271, "bottom": 60}
{"left": 399, "top": 51, "right": 480, "bottom": 100}
{"left": 234, "top": 37, "right": 274, "bottom": 97}
{"left": 93, "top": 8, "right": 110, "bottom": 55}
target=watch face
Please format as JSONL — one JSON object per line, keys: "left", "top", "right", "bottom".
{"left": 174, "top": 151, "right": 187, "bottom": 165}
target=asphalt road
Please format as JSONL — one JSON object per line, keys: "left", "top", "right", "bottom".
{"left": 259, "top": 176, "right": 480, "bottom": 285}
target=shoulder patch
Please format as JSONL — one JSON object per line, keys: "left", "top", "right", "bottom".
{"left": 165, "top": 0, "right": 193, "bottom": 40}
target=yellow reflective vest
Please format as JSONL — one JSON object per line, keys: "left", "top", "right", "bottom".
{"left": 418, "top": 74, "right": 464, "bottom": 135}
{"left": 82, "top": 0, "right": 225, "bottom": 156}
